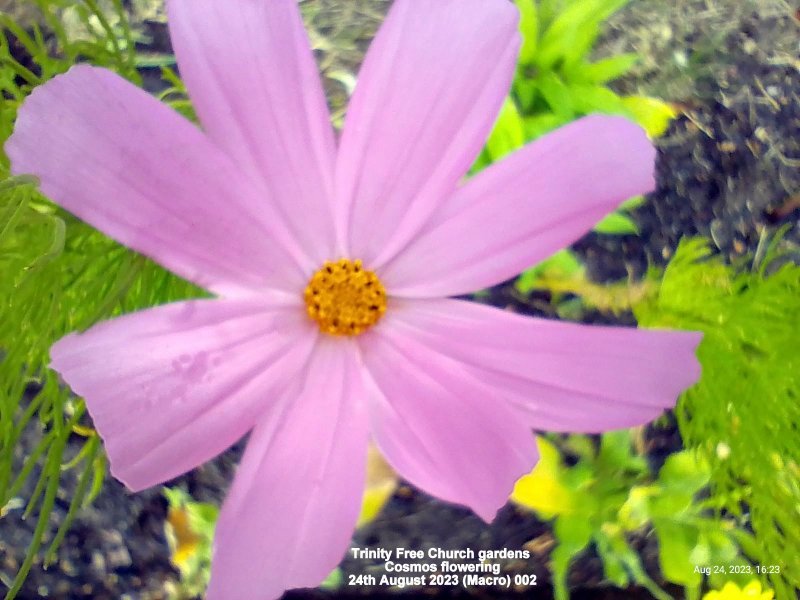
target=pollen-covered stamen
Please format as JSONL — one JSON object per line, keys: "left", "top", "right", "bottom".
{"left": 304, "top": 259, "right": 387, "bottom": 336}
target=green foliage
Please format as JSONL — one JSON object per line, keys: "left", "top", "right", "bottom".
{"left": 483, "top": 98, "right": 526, "bottom": 165}
{"left": 515, "top": 248, "right": 584, "bottom": 295}
{"left": 475, "top": 0, "right": 665, "bottom": 171}
{"left": 514, "top": 237, "right": 800, "bottom": 597}
{"left": 635, "top": 237, "right": 800, "bottom": 599}
{"left": 475, "top": 0, "right": 676, "bottom": 296}
{"left": 163, "top": 487, "right": 218, "bottom": 600}
{"left": 162, "top": 487, "right": 343, "bottom": 596}
{"left": 513, "top": 247, "right": 657, "bottom": 321}
{"left": 0, "top": 4, "right": 200, "bottom": 599}
{"left": 541, "top": 432, "right": 671, "bottom": 600}
{"left": 0, "top": 0, "right": 141, "bottom": 93}
{"left": 623, "top": 451, "right": 743, "bottom": 599}
{"left": 593, "top": 211, "right": 639, "bottom": 235}
{"left": 508, "top": 0, "right": 674, "bottom": 142}
{"left": 513, "top": 434, "right": 747, "bottom": 600}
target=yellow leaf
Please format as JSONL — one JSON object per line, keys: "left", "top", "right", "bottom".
{"left": 511, "top": 437, "right": 573, "bottom": 519}
{"left": 621, "top": 95, "right": 677, "bottom": 138}
{"left": 165, "top": 505, "right": 202, "bottom": 570}
{"left": 357, "top": 444, "right": 398, "bottom": 527}
{"left": 702, "top": 580, "right": 774, "bottom": 600}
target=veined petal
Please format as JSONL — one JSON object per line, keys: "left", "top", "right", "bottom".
{"left": 382, "top": 116, "right": 656, "bottom": 298}
{"left": 336, "top": 0, "right": 520, "bottom": 264}
{"left": 50, "top": 297, "right": 316, "bottom": 491}
{"left": 6, "top": 65, "right": 308, "bottom": 296}
{"left": 359, "top": 318, "right": 538, "bottom": 522}
{"left": 208, "top": 338, "right": 369, "bottom": 600}
{"left": 382, "top": 299, "right": 702, "bottom": 433}
{"left": 168, "top": 0, "right": 338, "bottom": 261}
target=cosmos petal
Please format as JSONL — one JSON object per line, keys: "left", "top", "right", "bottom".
{"left": 168, "top": 0, "right": 339, "bottom": 261}
{"left": 359, "top": 319, "right": 538, "bottom": 522}
{"left": 336, "top": 0, "right": 520, "bottom": 264}
{"left": 382, "top": 299, "right": 702, "bottom": 432}
{"left": 50, "top": 297, "right": 317, "bottom": 491}
{"left": 207, "top": 339, "right": 369, "bottom": 600}
{"left": 382, "top": 116, "right": 656, "bottom": 298}
{"left": 6, "top": 65, "right": 308, "bottom": 296}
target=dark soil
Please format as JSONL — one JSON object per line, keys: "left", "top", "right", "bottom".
{"left": 2, "top": 1, "right": 799, "bottom": 599}
{"left": 575, "top": 7, "right": 800, "bottom": 283}
{"left": 0, "top": 415, "right": 677, "bottom": 600}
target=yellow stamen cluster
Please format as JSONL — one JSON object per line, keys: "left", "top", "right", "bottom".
{"left": 304, "top": 259, "right": 387, "bottom": 336}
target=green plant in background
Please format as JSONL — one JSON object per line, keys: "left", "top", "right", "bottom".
{"left": 510, "top": 0, "right": 675, "bottom": 142}
{"left": 635, "top": 236, "right": 800, "bottom": 599}
{"left": 163, "top": 487, "right": 218, "bottom": 600}
{"left": 161, "top": 447, "right": 396, "bottom": 596}
{"left": 513, "top": 246, "right": 656, "bottom": 321}
{"left": 163, "top": 487, "right": 348, "bottom": 598}
{"left": 512, "top": 433, "right": 745, "bottom": 600}
{"left": 163, "top": 487, "right": 346, "bottom": 598}
{"left": 621, "top": 450, "right": 743, "bottom": 599}
{"left": 0, "top": 0, "right": 140, "bottom": 91}
{"left": 59, "top": 0, "right": 176, "bottom": 68}
{"left": 477, "top": 0, "right": 677, "bottom": 171}
{"left": 0, "top": 4, "right": 201, "bottom": 598}
{"left": 163, "top": 487, "right": 345, "bottom": 598}
{"left": 473, "top": 0, "right": 678, "bottom": 294}
{"left": 513, "top": 235, "right": 800, "bottom": 598}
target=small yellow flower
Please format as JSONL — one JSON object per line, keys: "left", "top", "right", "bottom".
{"left": 703, "top": 580, "right": 774, "bottom": 600}
{"left": 511, "top": 437, "right": 574, "bottom": 519}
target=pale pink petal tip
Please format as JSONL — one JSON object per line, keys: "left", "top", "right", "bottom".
{"left": 7, "top": 64, "right": 306, "bottom": 296}
{"left": 360, "top": 319, "right": 539, "bottom": 523}
{"left": 49, "top": 299, "right": 316, "bottom": 492}
{"left": 206, "top": 340, "right": 369, "bottom": 600}
{"left": 167, "top": 0, "right": 339, "bottom": 263}
{"left": 379, "top": 300, "right": 702, "bottom": 437}
{"left": 337, "top": 0, "right": 521, "bottom": 264}
{"left": 383, "top": 115, "right": 657, "bottom": 298}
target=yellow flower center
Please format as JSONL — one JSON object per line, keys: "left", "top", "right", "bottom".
{"left": 304, "top": 259, "right": 387, "bottom": 336}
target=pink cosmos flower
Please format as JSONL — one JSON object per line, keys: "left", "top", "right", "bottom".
{"left": 7, "top": 0, "right": 702, "bottom": 598}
